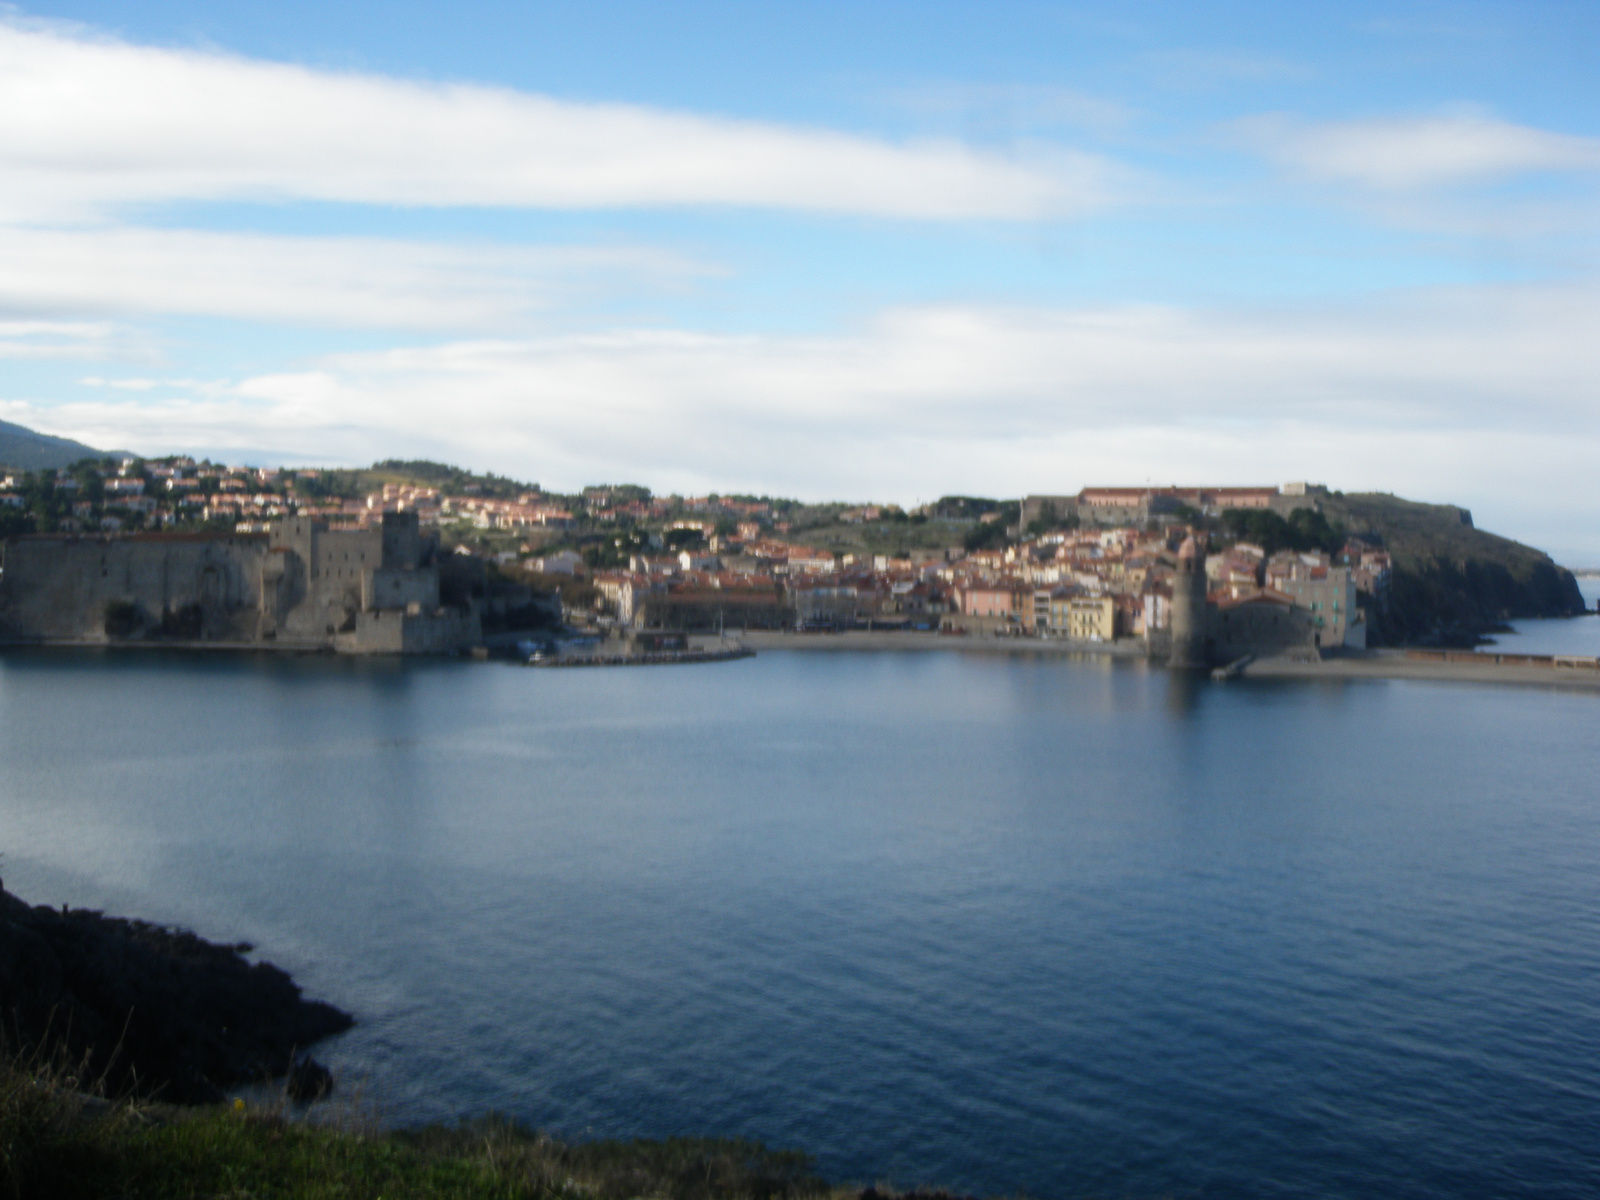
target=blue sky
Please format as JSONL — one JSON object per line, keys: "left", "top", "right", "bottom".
{"left": 1, "top": 1, "right": 1597, "bottom": 558}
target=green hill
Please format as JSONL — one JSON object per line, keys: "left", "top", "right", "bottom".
{"left": 0, "top": 420, "right": 116, "bottom": 471}
{"left": 1319, "top": 492, "right": 1586, "bottom": 645}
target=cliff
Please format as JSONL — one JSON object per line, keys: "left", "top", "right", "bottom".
{"left": 1319, "top": 493, "right": 1587, "bottom": 645}
{"left": 0, "top": 887, "right": 352, "bottom": 1103}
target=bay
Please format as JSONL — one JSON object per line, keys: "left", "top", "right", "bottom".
{"left": 2, "top": 643, "right": 1599, "bottom": 1199}
{"left": 1474, "top": 578, "right": 1600, "bottom": 657}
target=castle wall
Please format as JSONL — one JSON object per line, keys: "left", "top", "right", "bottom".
{"left": 1, "top": 511, "right": 476, "bottom": 655}
{"left": 1211, "top": 601, "right": 1318, "bottom": 661}
{"left": 344, "top": 609, "right": 482, "bottom": 653}
{"left": 363, "top": 567, "right": 440, "bottom": 613}
{"left": 1019, "top": 495, "right": 1079, "bottom": 529}
{"left": 0, "top": 534, "right": 268, "bottom": 641}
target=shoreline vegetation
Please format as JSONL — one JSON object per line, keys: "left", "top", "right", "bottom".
{"left": 0, "top": 1061, "right": 865, "bottom": 1200}
{"left": 0, "top": 884, "right": 976, "bottom": 1200}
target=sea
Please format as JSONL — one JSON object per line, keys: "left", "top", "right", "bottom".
{"left": 2, "top": 579, "right": 1598, "bottom": 1200}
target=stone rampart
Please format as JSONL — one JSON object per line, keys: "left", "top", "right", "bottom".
{"left": 0, "top": 533, "right": 269, "bottom": 642}
{"left": 1, "top": 512, "right": 479, "bottom": 655}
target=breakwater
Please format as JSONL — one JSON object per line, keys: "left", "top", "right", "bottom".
{"left": 526, "top": 646, "right": 755, "bottom": 667}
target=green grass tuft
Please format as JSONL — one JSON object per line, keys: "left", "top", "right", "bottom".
{"left": 0, "top": 1054, "right": 844, "bottom": 1200}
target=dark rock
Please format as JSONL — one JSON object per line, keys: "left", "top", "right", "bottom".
{"left": 0, "top": 886, "right": 353, "bottom": 1104}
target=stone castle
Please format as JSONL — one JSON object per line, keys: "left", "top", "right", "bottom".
{"left": 0, "top": 512, "right": 481, "bottom": 654}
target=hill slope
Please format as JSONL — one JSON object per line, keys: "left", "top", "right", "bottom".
{"left": 1319, "top": 492, "right": 1586, "bottom": 645}
{"left": 0, "top": 419, "right": 112, "bottom": 471}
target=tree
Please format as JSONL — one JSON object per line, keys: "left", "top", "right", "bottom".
{"left": 964, "top": 519, "right": 1010, "bottom": 552}
{"left": 1221, "top": 507, "right": 1344, "bottom": 555}
{"left": 0, "top": 509, "right": 36, "bottom": 538}
{"left": 1026, "top": 500, "right": 1080, "bottom": 537}
{"left": 664, "top": 527, "right": 705, "bottom": 551}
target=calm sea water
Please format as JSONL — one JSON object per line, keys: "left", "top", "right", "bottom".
{"left": 1475, "top": 578, "right": 1600, "bottom": 657}
{"left": 3, "top": 636, "right": 1600, "bottom": 1199}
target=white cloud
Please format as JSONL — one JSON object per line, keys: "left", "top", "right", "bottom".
{"left": 0, "top": 19, "right": 1112, "bottom": 222}
{"left": 10, "top": 283, "right": 1599, "bottom": 559}
{"left": 0, "top": 318, "right": 126, "bottom": 360}
{"left": 0, "top": 226, "right": 716, "bottom": 330}
{"left": 1242, "top": 113, "right": 1600, "bottom": 190}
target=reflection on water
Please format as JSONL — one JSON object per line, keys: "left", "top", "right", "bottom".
{"left": 2, "top": 648, "right": 1599, "bottom": 1199}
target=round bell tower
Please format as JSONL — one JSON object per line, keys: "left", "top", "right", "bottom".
{"left": 1169, "top": 533, "right": 1208, "bottom": 669}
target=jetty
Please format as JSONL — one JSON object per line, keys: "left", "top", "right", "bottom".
{"left": 527, "top": 645, "right": 755, "bottom": 668}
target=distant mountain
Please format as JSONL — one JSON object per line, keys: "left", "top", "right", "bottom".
{"left": 0, "top": 419, "right": 118, "bottom": 471}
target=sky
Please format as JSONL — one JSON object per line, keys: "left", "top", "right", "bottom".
{"left": 0, "top": 1, "right": 1597, "bottom": 560}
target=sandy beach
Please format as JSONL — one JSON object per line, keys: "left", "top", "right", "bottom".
{"left": 1240, "top": 649, "right": 1600, "bottom": 692}
{"left": 737, "top": 629, "right": 1145, "bottom": 657}
{"left": 736, "top": 631, "right": 1600, "bottom": 692}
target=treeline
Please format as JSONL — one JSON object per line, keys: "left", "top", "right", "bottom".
{"left": 1221, "top": 507, "right": 1344, "bottom": 555}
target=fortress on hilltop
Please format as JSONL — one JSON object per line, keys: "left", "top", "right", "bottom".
{"left": 1019, "top": 483, "right": 1323, "bottom": 531}
{"left": 0, "top": 511, "right": 481, "bottom": 654}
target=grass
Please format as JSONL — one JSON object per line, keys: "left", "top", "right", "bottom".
{"left": 0, "top": 1051, "right": 848, "bottom": 1200}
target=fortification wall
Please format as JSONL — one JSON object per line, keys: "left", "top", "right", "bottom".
{"left": 1, "top": 515, "right": 477, "bottom": 655}
{"left": 363, "top": 566, "right": 440, "bottom": 613}
{"left": 1211, "top": 603, "right": 1317, "bottom": 661}
{"left": 343, "top": 609, "right": 481, "bottom": 654}
{"left": 0, "top": 534, "right": 268, "bottom": 642}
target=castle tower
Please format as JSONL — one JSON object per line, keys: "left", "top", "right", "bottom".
{"left": 1169, "top": 533, "right": 1208, "bottom": 669}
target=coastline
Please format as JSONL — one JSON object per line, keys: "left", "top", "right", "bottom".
{"left": 736, "top": 632, "right": 1600, "bottom": 692}
{"left": 737, "top": 630, "right": 1145, "bottom": 657}
{"left": 0, "top": 885, "right": 352, "bottom": 1104}
{"left": 1240, "top": 649, "right": 1600, "bottom": 691}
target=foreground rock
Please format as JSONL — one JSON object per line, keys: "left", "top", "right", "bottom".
{"left": 0, "top": 886, "right": 352, "bottom": 1103}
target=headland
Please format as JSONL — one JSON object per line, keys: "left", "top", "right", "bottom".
{"left": 0, "top": 884, "right": 351, "bottom": 1104}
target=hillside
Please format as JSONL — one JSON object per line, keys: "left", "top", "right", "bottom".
{"left": 0, "top": 419, "right": 113, "bottom": 471}
{"left": 290, "top": 459, "right": 541, "bottom": 502}
{"left": 1319, "top": 492, "right": 1586, "bottom": 645}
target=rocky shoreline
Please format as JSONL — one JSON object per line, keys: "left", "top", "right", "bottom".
{"left": 0, "top": 885, "right": 352, "bottom": 1103}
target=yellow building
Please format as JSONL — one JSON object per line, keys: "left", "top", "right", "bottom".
{"left": 1048, "top": 595, "right": 1117, "bottom": 641}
